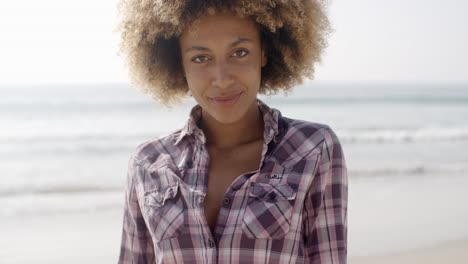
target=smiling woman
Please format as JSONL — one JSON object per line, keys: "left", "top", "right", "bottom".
{"left": 179, "top": 13, "right": 266, "bottom": 125}
{"left": 116, "top": 1, "right": 348, "bottom": 264}
{"left": 116, "top": 0, "right": 331, "bottom": 105}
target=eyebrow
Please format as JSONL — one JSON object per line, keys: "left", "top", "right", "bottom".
{"left": 184, "top": 37, "right": 253, "bottom": 53}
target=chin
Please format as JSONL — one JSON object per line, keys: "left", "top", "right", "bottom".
{"left": 209, "top": 109, "right": 246, "bottom": 125}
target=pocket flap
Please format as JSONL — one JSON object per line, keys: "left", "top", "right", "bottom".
{"left": 249, "top": 183, "right": 296, "bottom": 202}
{"left": 144, "top": 182, "right": 179, "bottom": 208}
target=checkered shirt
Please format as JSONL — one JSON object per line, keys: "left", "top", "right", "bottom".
{"left": 118, "top": 99, "right": 348, "bottom": 263}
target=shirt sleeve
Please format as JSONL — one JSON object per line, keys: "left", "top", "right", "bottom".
{"left": 118, "top": 154, "right": 156, "bottom": 264}
{"left": 303, "top": 127, "right": 348, "bottom": 263}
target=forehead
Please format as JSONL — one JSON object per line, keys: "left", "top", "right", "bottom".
{"left": 180, "top": 12, "right": 260, "bottom": 43}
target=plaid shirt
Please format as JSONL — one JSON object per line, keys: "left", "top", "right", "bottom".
{"left": 118, "top": 99, "right": 348, "bottom": 263}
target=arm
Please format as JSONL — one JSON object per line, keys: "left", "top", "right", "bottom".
{"left": 303, "top": 127, "right": 348, "bottom": 263}
{"left": 118, "top": 154, "right": 155, "bottom": 264}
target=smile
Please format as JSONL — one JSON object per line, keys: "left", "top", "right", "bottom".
{"left": 209, "top": 91, "right": 243, "bottom": 106}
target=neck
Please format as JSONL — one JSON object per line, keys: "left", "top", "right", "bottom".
{"left": 200, "top": 101, "right": 264, "bottom": 149}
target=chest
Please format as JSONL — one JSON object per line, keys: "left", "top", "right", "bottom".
{"left": 203, "top": 142, "right": 263, "bottom": 232}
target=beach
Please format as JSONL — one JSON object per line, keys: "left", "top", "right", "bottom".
{"left": 0, "top": 210, "right": 123, "bottom": 264}
{"left": 350, "top": 240, "right": 468, "bottom": 264}
{"left": 1, "top": 83, "right": 468, "bottom": 263}
{"left": 1, "top": 208, "right": 467, "bottom": 263}
{"left": 2, "top": 169, "right": 468, "bottom": 263}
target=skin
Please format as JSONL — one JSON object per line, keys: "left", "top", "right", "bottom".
{"left": 179, "top": 12, "right": 268, "bottom": 233}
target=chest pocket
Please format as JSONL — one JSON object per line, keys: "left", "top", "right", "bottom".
{"left": 142, "top": 182, "right": 185, "bottom": 242}
{"left": 242, "top": 182, "right": 296, "bottom": 239}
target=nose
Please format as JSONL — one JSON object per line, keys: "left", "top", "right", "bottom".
{"left": 211, "top": 61, "right": 234, "bottom": 89}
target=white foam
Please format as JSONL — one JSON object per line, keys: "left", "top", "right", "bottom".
{"left": 339, "top": 127, "right": 468, "bottom": 143}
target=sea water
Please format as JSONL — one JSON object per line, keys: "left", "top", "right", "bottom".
{"left": 1, "top": 82, "right": 468, "bottom": 255}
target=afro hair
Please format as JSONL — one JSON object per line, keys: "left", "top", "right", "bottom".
{"left": 116, "top": 0, "right": 332, "bottom": 105}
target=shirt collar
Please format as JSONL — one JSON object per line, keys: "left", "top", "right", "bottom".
{"left": 173, "top": 98, "right": 281, "bottom": 146}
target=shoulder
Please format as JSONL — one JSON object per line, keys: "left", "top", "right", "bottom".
{"left": 280, "top": 116, "right": 342, "bottom": 147}
{"left": 128, "top": 128, "right": 185, "bottom": 170}
{"left": 272, "top": 115, "right": 344, "bottom": 164}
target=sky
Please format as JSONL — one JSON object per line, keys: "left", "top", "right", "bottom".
{"left": 0, "top": 0, "right": 467, "bottom": 85}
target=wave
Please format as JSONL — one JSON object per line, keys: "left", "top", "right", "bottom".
{"left": 0, "top": 185, "right": 122, "bottom": 198}
{"left": 2, "top": 96, "right": 468, "bottom": 115}
{"left": 1, "top": 163, "right": 466, "bottom": 216}
{"left": 0, "top": 191, "right": 124, "bottom": 217}
{"left": 0, "top": 133, "right": 155, "bottom": 144}
{"left": 264, "top": 96, "right": 468, "bottom": 105}
{"left": 338, "top": 127, "right": 468, "bottom": 143}
{"left": 1, "top": 126, "right": 468, "bottom": 145}
{"left": 0, "top": 181, "right": 126, "bottom": 216}
{"left": 2, "top": 163, "right": 466, "bottom": 199}
{"left": 0, "top": 133, "right": 158, "bottom": 157}
{"left": 350, "top": 164, "right": 468, "bottom": 178}
{"left": 3, "top": 83, "right": 468, "bottom": 107}
{"left": 0, "top": 100, "right": 155, "bottom": 112}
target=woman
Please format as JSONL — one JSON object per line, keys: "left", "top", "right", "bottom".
{"left": 117, "top": 1, "right": 348, "bottom": 263}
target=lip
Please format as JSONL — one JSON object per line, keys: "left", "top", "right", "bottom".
{"left": 209, "top": 91, "right": 243, "bottom": 106}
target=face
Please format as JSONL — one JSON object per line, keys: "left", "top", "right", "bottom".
{"left": 179, "top": 12, "right": 267, "bottom": 125}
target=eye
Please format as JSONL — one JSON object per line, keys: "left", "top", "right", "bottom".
{"left": 232, "top": 49, "right": 249, "bottom": 58}
{"left": 191, "top": 55, "right": 209, "bottom": 63}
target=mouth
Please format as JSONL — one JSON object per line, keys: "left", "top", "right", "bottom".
{"left": 209, "top": 91, "right": 243, "bottom": 106}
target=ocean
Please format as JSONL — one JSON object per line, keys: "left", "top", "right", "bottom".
{"left": 1, "top": 82, "right": 468, "bottom": 256}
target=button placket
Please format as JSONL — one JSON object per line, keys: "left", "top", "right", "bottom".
{"left": 223, "top": 197, "right": 231, "bottom": 206}
{"left": 198, "top": 195, "right": 205, "bottom": 205}
{"left": 207, "top": 239, "right": 215, "bottom": 248}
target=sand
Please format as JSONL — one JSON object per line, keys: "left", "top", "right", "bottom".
{"left": 0, "top": 210, "right": 123, "bottom": 264}
{"left": 350, "top": 239, "right": 468, "bottom": 264}
{"left": 1, "top": 208, "right": 467, "bottom": 263}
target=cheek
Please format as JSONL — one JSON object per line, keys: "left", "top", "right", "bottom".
{"left": 234, "top": 61, "right": 262, "bottom": 85}
{"left": 184, "top": 73, "right": 208, "bottom": 104}
{"left": 184, "top": 67, "right": 207, "bottom": 92}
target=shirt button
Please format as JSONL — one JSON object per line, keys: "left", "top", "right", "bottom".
{"left": 223, "top": 197, "right": 231, "bottom": 206}
{"left": 208, "top": 239, "right": 215, "bottom": 248}
{"left": 268, "top": 192, "right": 277, "bottom": 200}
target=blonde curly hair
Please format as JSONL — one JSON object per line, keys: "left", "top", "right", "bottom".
{"left": 116, "top": 0, "right": 332, "bottom": 105}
